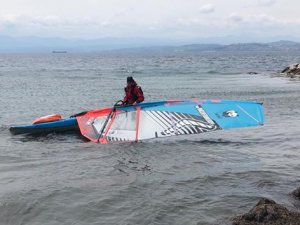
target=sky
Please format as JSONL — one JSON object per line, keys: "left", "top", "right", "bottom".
{"left": 0, "top": 0, "right": 299, "bottom": 42}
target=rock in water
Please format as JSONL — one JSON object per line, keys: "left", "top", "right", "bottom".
{"left": 292, "top": 187, "right": 300, "bottom": 200}
{"left": 231, "top": 198, "right": 300, "bottom": 225}
{"left": 281, "top": 64, "right": 300, "bottom": 77}
{"left": 281, "top": 66, "right": 290, "bottom": 73}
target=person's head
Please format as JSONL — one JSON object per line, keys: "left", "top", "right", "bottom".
{"left": 127, "top": 76, "right": 135, "bottom": 85}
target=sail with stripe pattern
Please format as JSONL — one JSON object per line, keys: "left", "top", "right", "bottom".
{"left": 76, "top": 99, "right": 264, "bottom": 144}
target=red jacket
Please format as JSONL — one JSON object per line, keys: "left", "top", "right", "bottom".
{"left": 123, "top": 82, "right": 144, "bottom": 105}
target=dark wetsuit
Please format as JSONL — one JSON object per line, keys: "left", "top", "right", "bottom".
{"left": 123, "top": 82, "right": 144, "bottom": 105}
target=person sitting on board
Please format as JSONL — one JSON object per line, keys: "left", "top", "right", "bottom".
{"left": 123, "top": 76, "right": 144, "bottom": 105}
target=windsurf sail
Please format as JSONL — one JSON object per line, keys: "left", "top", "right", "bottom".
{"left": 76, "top": 99, "right": 264, "bottom": 144}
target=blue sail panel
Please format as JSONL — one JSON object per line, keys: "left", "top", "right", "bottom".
{"left": 201, "top": 101, "right": 264, "bottom": 129}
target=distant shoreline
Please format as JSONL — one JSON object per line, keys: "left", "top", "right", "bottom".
{"left": 52, "top": 51, "right": 67, "bottom": 53}
{"left": 0, "top": 36, "right": 300, "bottom": 53}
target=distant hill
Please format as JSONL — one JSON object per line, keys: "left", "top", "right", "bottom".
{"left": 115, "top": 41, "right": 300, "bottom": 53}
{"left": 221, "top": 41, "right": 300, "bottom": 51}
{"left": 0, "top": 35, "right": 300, "bottom": 53}
{"left": 0, "top": 36, "right": 173, "bottom": 53}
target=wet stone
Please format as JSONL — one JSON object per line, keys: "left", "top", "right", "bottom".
{"left": 281, "top": 64, "right": 300, "bottom": 77}
{"left": 231, "top": 198, "right": 300, "bottom": 225}
{"left": 292, "top": 187, "right": 300, "bottom": 200}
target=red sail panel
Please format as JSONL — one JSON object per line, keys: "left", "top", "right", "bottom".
{"left": 76, "top": 108, "right": 112, "bottom": 142}
{"left": 99, "top": 111, "right": 117, "bottom": 144}
{"left": 135, "top": 107, "right": 141, "bottom": 141}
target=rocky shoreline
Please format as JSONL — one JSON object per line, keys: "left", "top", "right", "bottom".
{"left": 281, "top": 64, "right": 300, "bottom": 78}
{"left": 227, "top": 187, "right": 300, "bottom": 225}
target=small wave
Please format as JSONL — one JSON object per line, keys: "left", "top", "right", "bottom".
{"left": 62, "top": 75, "right": 99, "bottom": 80}
{"left": 142, "top": 136, "right": 260, "bottom": 147}
{"left": 0, "top": 125, "right": 9, "bottom": 132}
{"left": 132, "top": 70, "right": 143, "bottom": 74}
{"left": 220, "top": 72, "right": 244, "bottom": 75}
{"left": 175, "top": 138, "right": 253, "bottom": 146}
{"left": 117, "top": 68, "right": 143, "bottom": 74}
{"left": 123, "top": 70, "right": 143, "bottom": 74}
{"left": 234, "top": 170, "right": 289, "bottom": 179}
{"left": 11, "top": 132, "right": 84, "bottom": 143}
{"left": 254, "top": 180, "right": 277, "bottom": 188}
{"left": 205, "top": 70, "right": 248, "bottom": 75}
{"left": 52, "top": 68, "right": 85, "bottom": 73}
{"left": 0, "top": 125, "right": 11, "bottom": 136}
{"left": 0, "top": 155, "right": 23, "bottom": 163}
{"left": 176, "top": 71, "right": 196, "bottom": 75}
{"left": 207, "top": 70, "right": 218, "bottom": 74}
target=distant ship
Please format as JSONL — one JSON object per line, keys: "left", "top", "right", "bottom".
{"left": 52, "top": 51, "right": 67, "bottom": 53}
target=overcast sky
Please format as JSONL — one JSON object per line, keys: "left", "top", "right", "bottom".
{"left": 0, "top": 0, "right": 299, "bottom": 41}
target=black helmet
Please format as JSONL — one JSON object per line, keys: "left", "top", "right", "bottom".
{"left": 127, "top": 76, "right": 134, "bottom": 83}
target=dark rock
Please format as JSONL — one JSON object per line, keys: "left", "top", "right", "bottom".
{"left": 248, "top": 72, "right": 259, "bottom": 75}
{"left": 281, "top": 64, "right": 300, "bottom": 77}
{"left": 292, "top": 187, "right": 300, "bottom": 200}
{"left": 231, "top": 198, "right": 300, "bottom": 225}
{"left": 281, "top": 67, "right": 290, "bottom": 73}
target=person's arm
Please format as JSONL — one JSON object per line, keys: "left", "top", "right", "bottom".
{"left": 123, "top": 88, "right": 128, "bottom": 105}
{"left": 134, "top": 86, "right": 144, "bottom": 103}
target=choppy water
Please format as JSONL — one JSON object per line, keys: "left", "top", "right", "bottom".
{"left": 0, "top": 51, "right": 300, "bottom": 225}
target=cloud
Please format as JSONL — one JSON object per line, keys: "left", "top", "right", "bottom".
{"left": 198, "top": 4, "right": 215, "bottom": 14}
{"left": 227, "top": 13, "right": 283, "bottom": 27}
{"left": 257, "top": 0, "right": 277, "bottom": 6}
{"left": 0, "top": 15, "right": 104, "bottom": 28}
{"left": 229, "top": 13, "right": 243, "bottom": 22}
{"left": 0, "top": 15, "right": 116, "bottom": 37}
{"left": 1, "top": 1, "right": 300, "bottom": 41}
{"left": 254, "top": 14, "right": 277, "bottom": 23}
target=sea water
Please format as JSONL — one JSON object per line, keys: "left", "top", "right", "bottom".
{"left": 0, "top": 51, "right": 300, "bottom": 225}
